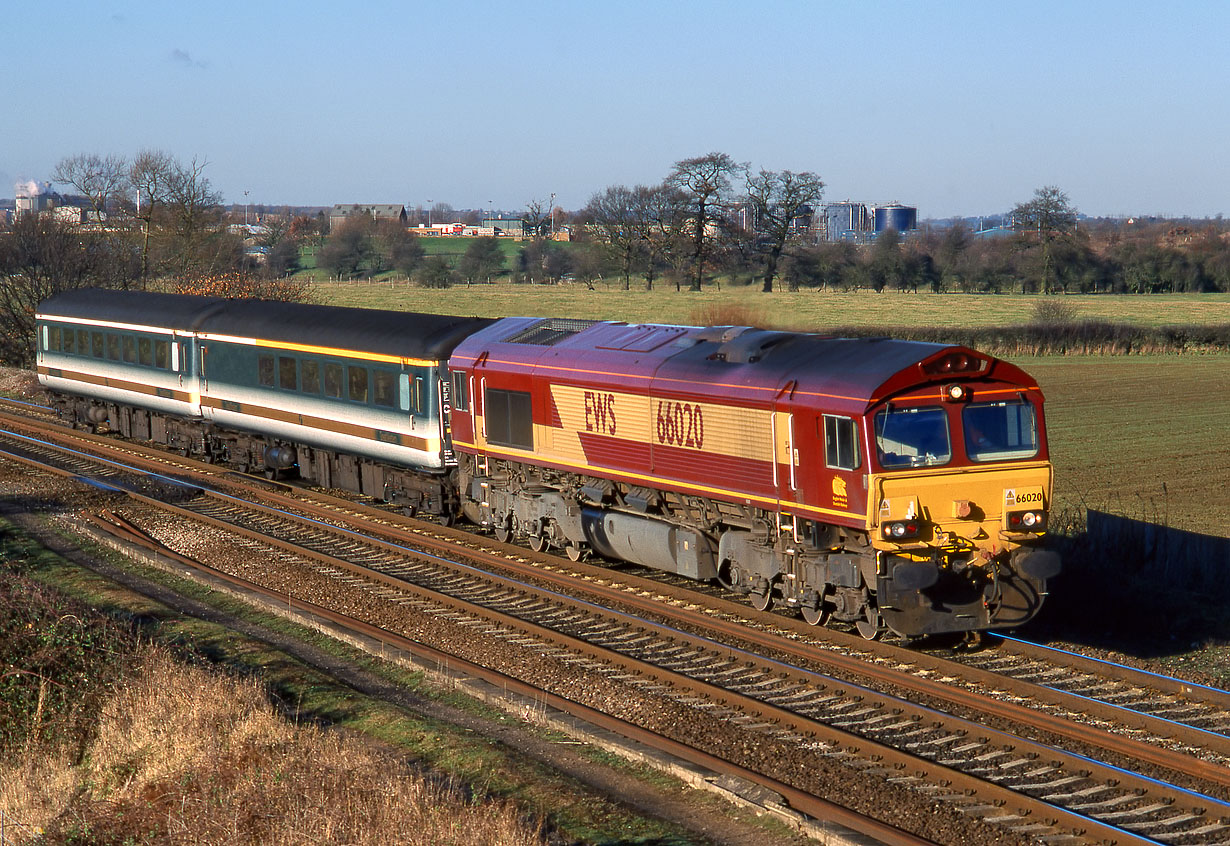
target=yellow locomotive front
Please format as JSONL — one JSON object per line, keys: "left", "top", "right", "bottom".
{"left": 862, "top": 354, "right": 1061, "bottom": 638}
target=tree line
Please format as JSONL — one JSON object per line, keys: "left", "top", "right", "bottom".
{"left": 4, "top": 148, "right": 1229, "bottom": 366}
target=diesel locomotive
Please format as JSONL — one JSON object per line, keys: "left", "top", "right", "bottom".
{"left": 34, "top": 289, "right": 1060, "bottom": 639}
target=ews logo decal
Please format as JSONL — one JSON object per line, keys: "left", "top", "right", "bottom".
{"left": 584, "top": 391, "right": 617, "bottom": 436}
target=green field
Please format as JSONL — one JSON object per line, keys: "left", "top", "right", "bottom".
{"left": 306, "top": 282, "right": 1230, "bottom": 331}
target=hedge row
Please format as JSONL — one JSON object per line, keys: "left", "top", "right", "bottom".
{"left": 827, "top": 321, "right": 1230, "bottom": 355}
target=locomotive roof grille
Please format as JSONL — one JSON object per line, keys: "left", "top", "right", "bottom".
{"left": 503, "top": 317, "right": 599, "bottom": 346}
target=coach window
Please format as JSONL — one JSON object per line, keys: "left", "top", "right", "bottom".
{"left": 373, "top": 369, "right": 396, "bottom": 408}
{"left": 155, "top": 340, "right": 169, "bottom": 370}
{"left": 138, "top": 337, "right": 153, "bottom": 367}
{"left": 122, "top": 336, "right": 137, "bottom": 363}
{"left": 348, "top": 366, "right": 368, "bottom": 403}
{"left": 324, "top": 363, "right": 343, "bottom": 398}
{"left": 301, "top": 360, "right": 320, "bottom": 394}
{"left": 47, "top": 326, "right": 60, "bottom": 351}
{"left": 77, "top": 330, "right": 89, "bottom": 356}
{"left": 107, "top": 334, "right": 121, "bottom": 361}
{"left": 258, "top": 354, "right": 275, "bottom": 387}
{"left": 278, "top": 356, "right": 297, "bottom": 390}
{"left": 485, "top": 388, "right": 533, "bottom": 450}
{"left": 91, "top": 332, "right": 104, "bottom": 358}
{"left": 61, "top": 328, "right": 75, "bottom": 354}
{"left": 823, "top": 415, "right": 860, "bottom": 471}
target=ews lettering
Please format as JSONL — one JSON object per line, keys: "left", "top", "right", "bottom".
{"left": 584, "top": 391, "right": 617, "bottom": 436}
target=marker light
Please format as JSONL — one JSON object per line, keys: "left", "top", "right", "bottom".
{"left": 1007, "top": 510, "right": 1047, "bottom": 532}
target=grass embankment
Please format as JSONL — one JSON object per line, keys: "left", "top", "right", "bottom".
{"left": 0, "top": 517, "right": 700, "bottom": 844}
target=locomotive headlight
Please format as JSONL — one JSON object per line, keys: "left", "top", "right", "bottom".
{"left": 942, "top": 383, "right": 971, "bottom": 403}
{"left": 883, "top": 520, "right": 921, "bottom": 540}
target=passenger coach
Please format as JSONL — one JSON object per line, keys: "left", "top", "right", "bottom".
{"left": 36, "top": 289, "right": 493, "bottom": 512}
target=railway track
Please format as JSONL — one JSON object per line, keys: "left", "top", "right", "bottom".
{"left": 3, "top": 400, "right": 1230, "bottom": 844}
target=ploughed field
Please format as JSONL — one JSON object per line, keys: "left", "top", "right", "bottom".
{"left": 1016, "top": 352, "right": 1230, "bottom": 538}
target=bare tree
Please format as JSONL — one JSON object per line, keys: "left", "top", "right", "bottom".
{"left": 745, "top": 169, "right": 824, "bottom": 292}
{"left": 0, "top": 215, "right": 139, "bottom": 366}
{"left": 127, "top": 149, "right": 176, "bottom": 284}
{"left": 162, "top": 156, "right": 228, "bottom": 277}
{"left": 632, "top": 182, "right": 687, "bottom": 291}
{"left": 1012, "top": 185, "right": 1079, "bottom": 293}
{"left": 52, "top": 153, "right": 129, "bottom": 223}
{"left": 666, "top": 152, "right": 742, "bottom": 291}
{"left": 585, "top": 185, "right": 643, "bottom": 290}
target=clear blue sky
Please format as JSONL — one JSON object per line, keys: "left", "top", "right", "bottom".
{"left": 4, "top": 1, "right": 1227, "bottom": 219}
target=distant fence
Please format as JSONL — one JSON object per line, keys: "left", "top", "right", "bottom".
{"left": 1085, "top": 509, "right": 1230, "bottom": 593}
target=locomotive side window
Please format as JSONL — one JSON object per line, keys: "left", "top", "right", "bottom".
{"left": 450, "top": 370, "right": 468, "bottom": 411}
{"left": 348, "top": 366, "right": 368, "bottom": 403}
{"left": 485, "top": 388, "right": 533, "bottom": 450}
{"left": 875, "top": 406, "right": 951, "bottom": 468}
{"left": 258, "top": 355, "right": 275, "bottom": 387}
{"left": 823, "top": 415, "right": 860, "bottom": 470}
{"left": 373, "top": 369, "right": 397, "bottom": 407}
{"left": 324, "top": 363, "right": 343, "bottom": 398}
{"left": 963, "top": 400, "right": 1039, "bottom": 462}
{"left": 278, "top": 356, "right": 298, "bottom": 390}
{"left": 301, "top": 360, "right": 320, "bottom": 394}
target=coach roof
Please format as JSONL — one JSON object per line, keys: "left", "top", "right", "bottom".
{"left": 38, "top": 289, "right": 495, "bottom": 361}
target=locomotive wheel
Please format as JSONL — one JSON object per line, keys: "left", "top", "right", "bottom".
{"left": 565, "top": 543, "right": 585, "bottom": 561}
{"left": 856, "top": 611, "right": 885, "bottom": 640}
{"left": 801, "top": 603, "right": 830, "bottom": 626}
{"left": 528, "top": 535, "right": 545, "bottom": 552}
{"left": 749, "top": 583, "right": 774, "bottom": 612}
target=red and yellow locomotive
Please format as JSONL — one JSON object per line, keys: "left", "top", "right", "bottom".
{"left": 448, "top": 317, "right": 1060, "bottom": 639}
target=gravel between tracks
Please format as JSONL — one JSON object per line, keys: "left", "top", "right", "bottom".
{"left": 0, "top": 452, "right": 1031, "bottom": 846}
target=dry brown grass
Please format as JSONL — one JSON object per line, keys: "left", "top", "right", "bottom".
{"left": 2, "top": 647, "right": 545, "bottom": 845}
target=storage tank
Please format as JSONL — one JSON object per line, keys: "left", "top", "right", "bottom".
{"left": 823, "top": 202, "right": 869, "bottom": 241}
{"left": 873, "top": 203, "right": 917, "bottom": 233}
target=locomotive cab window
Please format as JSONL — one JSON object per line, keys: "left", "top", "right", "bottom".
{"left": 822, "top": 415, "right": 860, "bottom": 470}
{"left": 485, "top": 387, "right": 533, "bottom": 450}
{"left": 450, "top": 370, "right": 468, "bottom": 411}
{"left": 875, "top": 405, "right": 951, "bottom": 468}
{"left": 963, "top": 400, "right": 1039, "bottom": 462}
